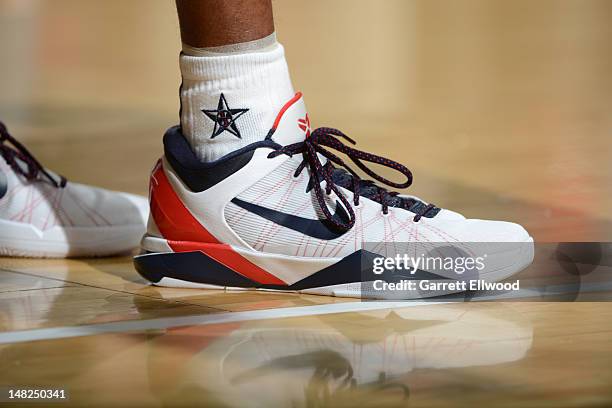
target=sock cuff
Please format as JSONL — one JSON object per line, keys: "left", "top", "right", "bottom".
{"left": 182, "top": 32, "right": 277, "bottom": 56}
{"left": 179, "top": 43, "right": 287, "bottom": 85}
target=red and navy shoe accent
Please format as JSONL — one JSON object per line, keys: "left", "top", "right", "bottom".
{"left": 144, "top": 159, "right": 286, "bottom": 286}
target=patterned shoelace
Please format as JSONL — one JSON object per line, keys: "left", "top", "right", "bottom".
{"left": 267, "top": 127, "right": 437, "bottom": 232}
{"left": 0, "top": 121, "right": 66, "bottom": 188}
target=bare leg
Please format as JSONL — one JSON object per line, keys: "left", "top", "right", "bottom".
{"left": 175, "top": 0, "right": 274, "bottom": 48}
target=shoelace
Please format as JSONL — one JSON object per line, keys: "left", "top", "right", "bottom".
{"left": 0, "top": 121, "right": 66, "bottom": 188}
{"left": 267, "top": 127, "right": 436, "bottom": 232}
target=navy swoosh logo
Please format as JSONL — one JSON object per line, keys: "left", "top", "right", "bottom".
{"left": 0, "top": 168, "right": 7, "bottom": 199}
{"left": 231, "top": 197, "right": 349, "bottom": 240}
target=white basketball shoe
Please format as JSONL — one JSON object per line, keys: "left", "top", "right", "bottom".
{"left": 135, "top": 93, "right": 534, "bottom": 298}
{"left": 0, "top": 122, "right": 148, "bottom": 257}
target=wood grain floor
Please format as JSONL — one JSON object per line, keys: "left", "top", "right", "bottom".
{"left": 0, "top": 0, "right": 611, "bottom": 406}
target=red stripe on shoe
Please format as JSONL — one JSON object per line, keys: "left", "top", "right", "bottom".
{"left": 271, "top": 92, "right": 303, "bottom": 130}
{"left": 150, "top": 162, "right": 218, "bottom": 244}
{"left": 167, "top": 240, "right": 286, "bottom": 286}
{"left": 150, "top": 162, "right": 286, "bottom": 286}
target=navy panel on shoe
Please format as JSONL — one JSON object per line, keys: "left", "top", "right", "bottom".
{"left": 134, "top": 249, "right": 449, "bottom": 290}
{"left": 274, "top": 250, "right": 448, "bottom": 290}
{"left": 134, "top": 250, "right": 259, "bottom": 287}
{"left": 163, "top": 126, "right": 281, "bottom": 192}
{"left": 231, "top": 197, "right": 349, "bottom": 240}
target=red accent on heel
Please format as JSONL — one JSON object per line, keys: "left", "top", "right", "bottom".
{"left": 271, "top": 92, "right": 303, "bottom": 131}
{"left": 150, "top": 161, "right": 218, "bottom": 244}
{"left": 149, "top": 162, "right": 286, "bottom": 286}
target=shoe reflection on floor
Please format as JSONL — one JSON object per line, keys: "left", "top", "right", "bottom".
{"left": 144, "top": 303, "right": 533, "bottom": 407}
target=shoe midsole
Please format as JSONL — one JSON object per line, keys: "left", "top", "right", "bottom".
{"left": 136, "top": 235, "right": 535, "bottom": 290}
{"left": 0, "top": 218, "right": 144, "bottom": 256}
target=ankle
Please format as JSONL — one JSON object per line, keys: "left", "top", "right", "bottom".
{"left": 179, "top": 40, "right": 294, "bottom": 162}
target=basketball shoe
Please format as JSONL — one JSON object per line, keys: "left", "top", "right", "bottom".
{"left": 135, "top": 93, "right": 534, "bottom": 298}
{"left": 0, "top": 122, "right": 148, "bottom": 257}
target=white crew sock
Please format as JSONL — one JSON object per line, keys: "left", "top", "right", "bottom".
{"left": 179, "top": 36, "right": 294, "bottom": 162}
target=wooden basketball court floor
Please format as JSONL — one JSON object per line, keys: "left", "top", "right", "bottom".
{"left": 1, "top": 1, "right": 611, "bottom": 406}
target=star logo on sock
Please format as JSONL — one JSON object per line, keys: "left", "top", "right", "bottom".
{"left": 202, "top": 93, "right": 249, "bottom": 139}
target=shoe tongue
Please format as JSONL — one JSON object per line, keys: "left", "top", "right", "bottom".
{"left": 269, "top": 92, "right": 310, "bottom": 146}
